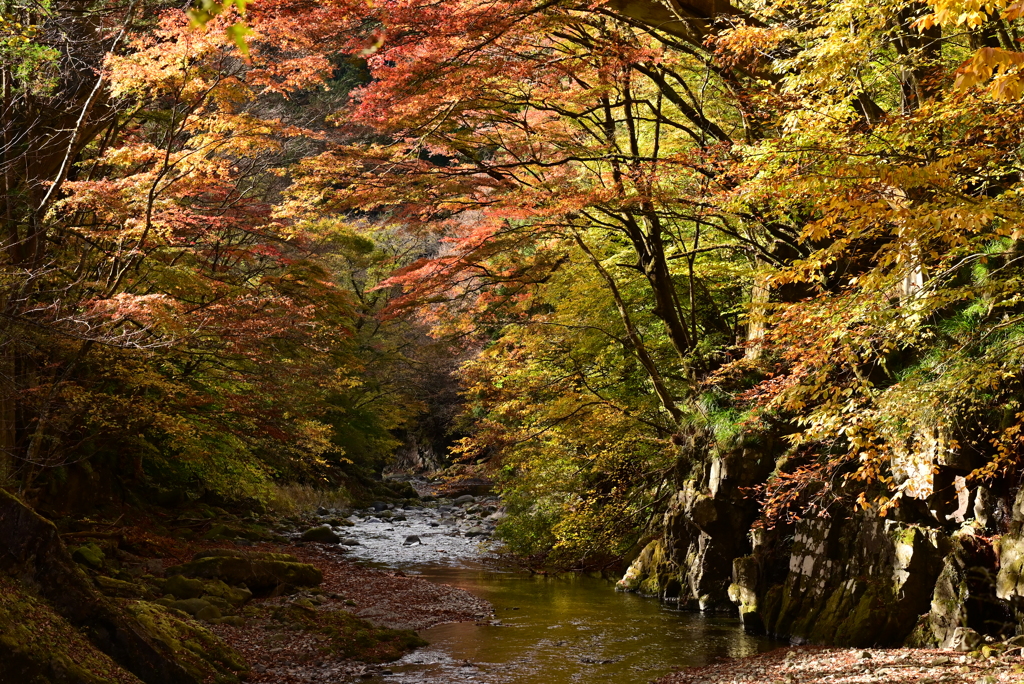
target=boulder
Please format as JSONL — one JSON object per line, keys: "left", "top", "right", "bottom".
{"left": 454, "top": 495, "right": 475, "bottom": 505}
{"left": 165, "top": 549, "right": 322, "bottom": 593}
{"left": 403, "top": 535, "right": 421, "bottom": 546}
{"left": 162, "top": 575, "right": 205, "bottom": 600}
{"left": 200, "top": 579, "right": 252, "bottom": 607}
{"left": 300, "top": 525, "right": 341, "bottom": 544}
{"left": 167, "top": 598, "right": 213, "bottom": 617}
{"left": 124, "top": 601, "right": 247, "bottom": 681}
{"left": 71, "top": 543, "right": 106, "bottom": 569}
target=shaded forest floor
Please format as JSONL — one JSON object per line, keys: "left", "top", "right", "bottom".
{"left": 56, "top": 499, "right": 492, "bottom": 683}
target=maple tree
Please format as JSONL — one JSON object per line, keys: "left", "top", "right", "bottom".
{"left": 2, "top": 0, "right": 1024, "bottom": 570}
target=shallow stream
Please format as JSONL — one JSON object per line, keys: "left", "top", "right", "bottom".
{"left": 336, "top": 503, "right": 781, "bottom": 684}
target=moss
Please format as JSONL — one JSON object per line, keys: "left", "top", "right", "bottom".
{"left": 123, "top": 601, "right": 248, "bottom": 682}
{"left": 166, "top": 551, "right": 321, "bottom": 593}
{"left": 0, "top": 575, "right": 142, "bottom": 684}
{"left": 94, "top": 576, "right": 154, "bottom": 600}
{"left": 70, "top": 543, "right": 106, "bottom": 569}
{"left": 278, "top": 604, "right": 427, "bottom": 662}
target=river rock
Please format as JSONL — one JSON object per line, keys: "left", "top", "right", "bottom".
{"left": 301, "top": 525, "right": 341, "bottom": 544}
{"left": 370, "top": 501, "right": 390, "bottom": 512}
{"left": 404, "top": 535, "right": 422, "bottom": 545}
{"left": 465, "top": 526, "right": 488, "bottom": 538}
{"left": 454, "top": 495, "right": 475, "bottom": 505}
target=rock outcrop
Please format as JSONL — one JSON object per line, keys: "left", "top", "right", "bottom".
{"left": 617, "top": 435, "right": 1024, "bottom": 647}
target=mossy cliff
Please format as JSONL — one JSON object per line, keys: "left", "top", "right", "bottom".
{"left": 618, "top": 441, "right": 1024, "bottom": 647}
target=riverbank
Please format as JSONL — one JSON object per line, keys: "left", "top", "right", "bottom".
{"left": 207, "top": 543, "right": 492, "bottom": 683}
{"left": 655, "top": 645, "right": 1024, "bottom": 684}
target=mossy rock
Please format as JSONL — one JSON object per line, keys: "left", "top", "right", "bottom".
{"left": 162, "top": 575, "right": 205, "bottom": 600}
{"left": 201, "top": 579, "right": 252, "bottom": 607}
{"left": 70, "top": 543, "right": 105, "bottom": 569}
{"left": 0, "top": 575, "right": 142, "bottom": 684}
{"left": 94, "top": 576, "right": 154, "bottom": 600}
{"left": 279, "top": 604, "right": 426, "bottom": 662}
{"left": 123, "top": 601, "right": 248, "bottom": 682}
{"left": 166, "top": 549, "right": 321, "bottom": 593}
{"left": 202, "top": 525, "right": 235, "bottom": 541}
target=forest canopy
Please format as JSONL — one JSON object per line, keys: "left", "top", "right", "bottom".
{"left": 2, "top": 0, "right": 1024, "bottom": 568}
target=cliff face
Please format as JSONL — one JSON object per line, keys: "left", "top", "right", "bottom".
{"left": 618, "top": 444, "right": 1024, "bottom": 647}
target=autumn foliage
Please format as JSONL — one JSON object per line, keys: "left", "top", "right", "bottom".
{"left": 4, "top": 0, "right": 1024, "bottom": 565}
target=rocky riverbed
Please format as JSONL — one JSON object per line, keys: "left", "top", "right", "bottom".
{"left": 322, "top": 494, "right": 504, "bottom": 568}
{"left": 206, "top": 493, "right": 504, "bottom": 683}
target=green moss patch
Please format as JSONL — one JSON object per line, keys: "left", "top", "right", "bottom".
{"left": 0, "top": 575, "right": 142, "bottom": 684}
{"left": 265, "top": 603, "right": 427, "bottom": 662}
{"left": 123, "top": 600, "right": 248, "bottom": 682}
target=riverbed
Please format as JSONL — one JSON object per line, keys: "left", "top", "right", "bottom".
{"left": 334, "top": 500, "right": 780, "bottom": 684}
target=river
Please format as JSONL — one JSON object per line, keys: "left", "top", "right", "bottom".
{"left": 338, "top": 501, "right": 780, "bottom": 684}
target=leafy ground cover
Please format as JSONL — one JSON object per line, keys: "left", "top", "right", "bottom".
{"left": 657, "top": 646, "right": 1024, "bottom": 684}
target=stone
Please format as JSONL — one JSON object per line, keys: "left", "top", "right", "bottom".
{"left": 291, "top": 597, "right": 316, "bottom": 612}
{"left": 71, "top": 542, "right": 106, "bottom": 569}
{"left": 370, "top": 502, "right": 389, "bottom": 512}
{"left": 454, "top": 495, "right": 475, "bottom": 505}
{"left": 125, "top": 601, "right": 249, "bottom": 681}
{"left": 404, "top": 535, "right": 421, "bottom": 545}
{"left": 168, "top": 598, "right": 214, "bottom": 617}
{"left": 0, "top": 573, "right": 145, "bottom": 684}
{"left": 201, "top": 524, "right": 233, "bottom": 541}
{"left": 0, "top": 488, "right": 219, "bottom": 684}
{"left": 952, "top": 627, "right": 984, "bottom": 652}
{"left": 201, "top": 579, "right": 253, "bottom": 607}
{"left": 94, "top": 575, "right": 154, "bottom": 599}
{"left": 195, "top": 605, "right": 223, "bottom": 622}
{"left": 301, "top": 525, "right": 341, "bottom": 544}
{"left": 465, "top": 526, "right": 488, "bottom": 538}
{"left": 165, "top": 549, "right": 322, "bottom": 593}
{"left": 164, "top": 575, "right": 206, "bottom": 600}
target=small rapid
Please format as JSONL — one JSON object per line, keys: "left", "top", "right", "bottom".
{"left": 331, "top": 499, "right": 780, "bottom": 684}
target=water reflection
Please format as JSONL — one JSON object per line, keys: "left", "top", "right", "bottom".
{"left": 361, "top": 562, "right": 780, "bottom": 684}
